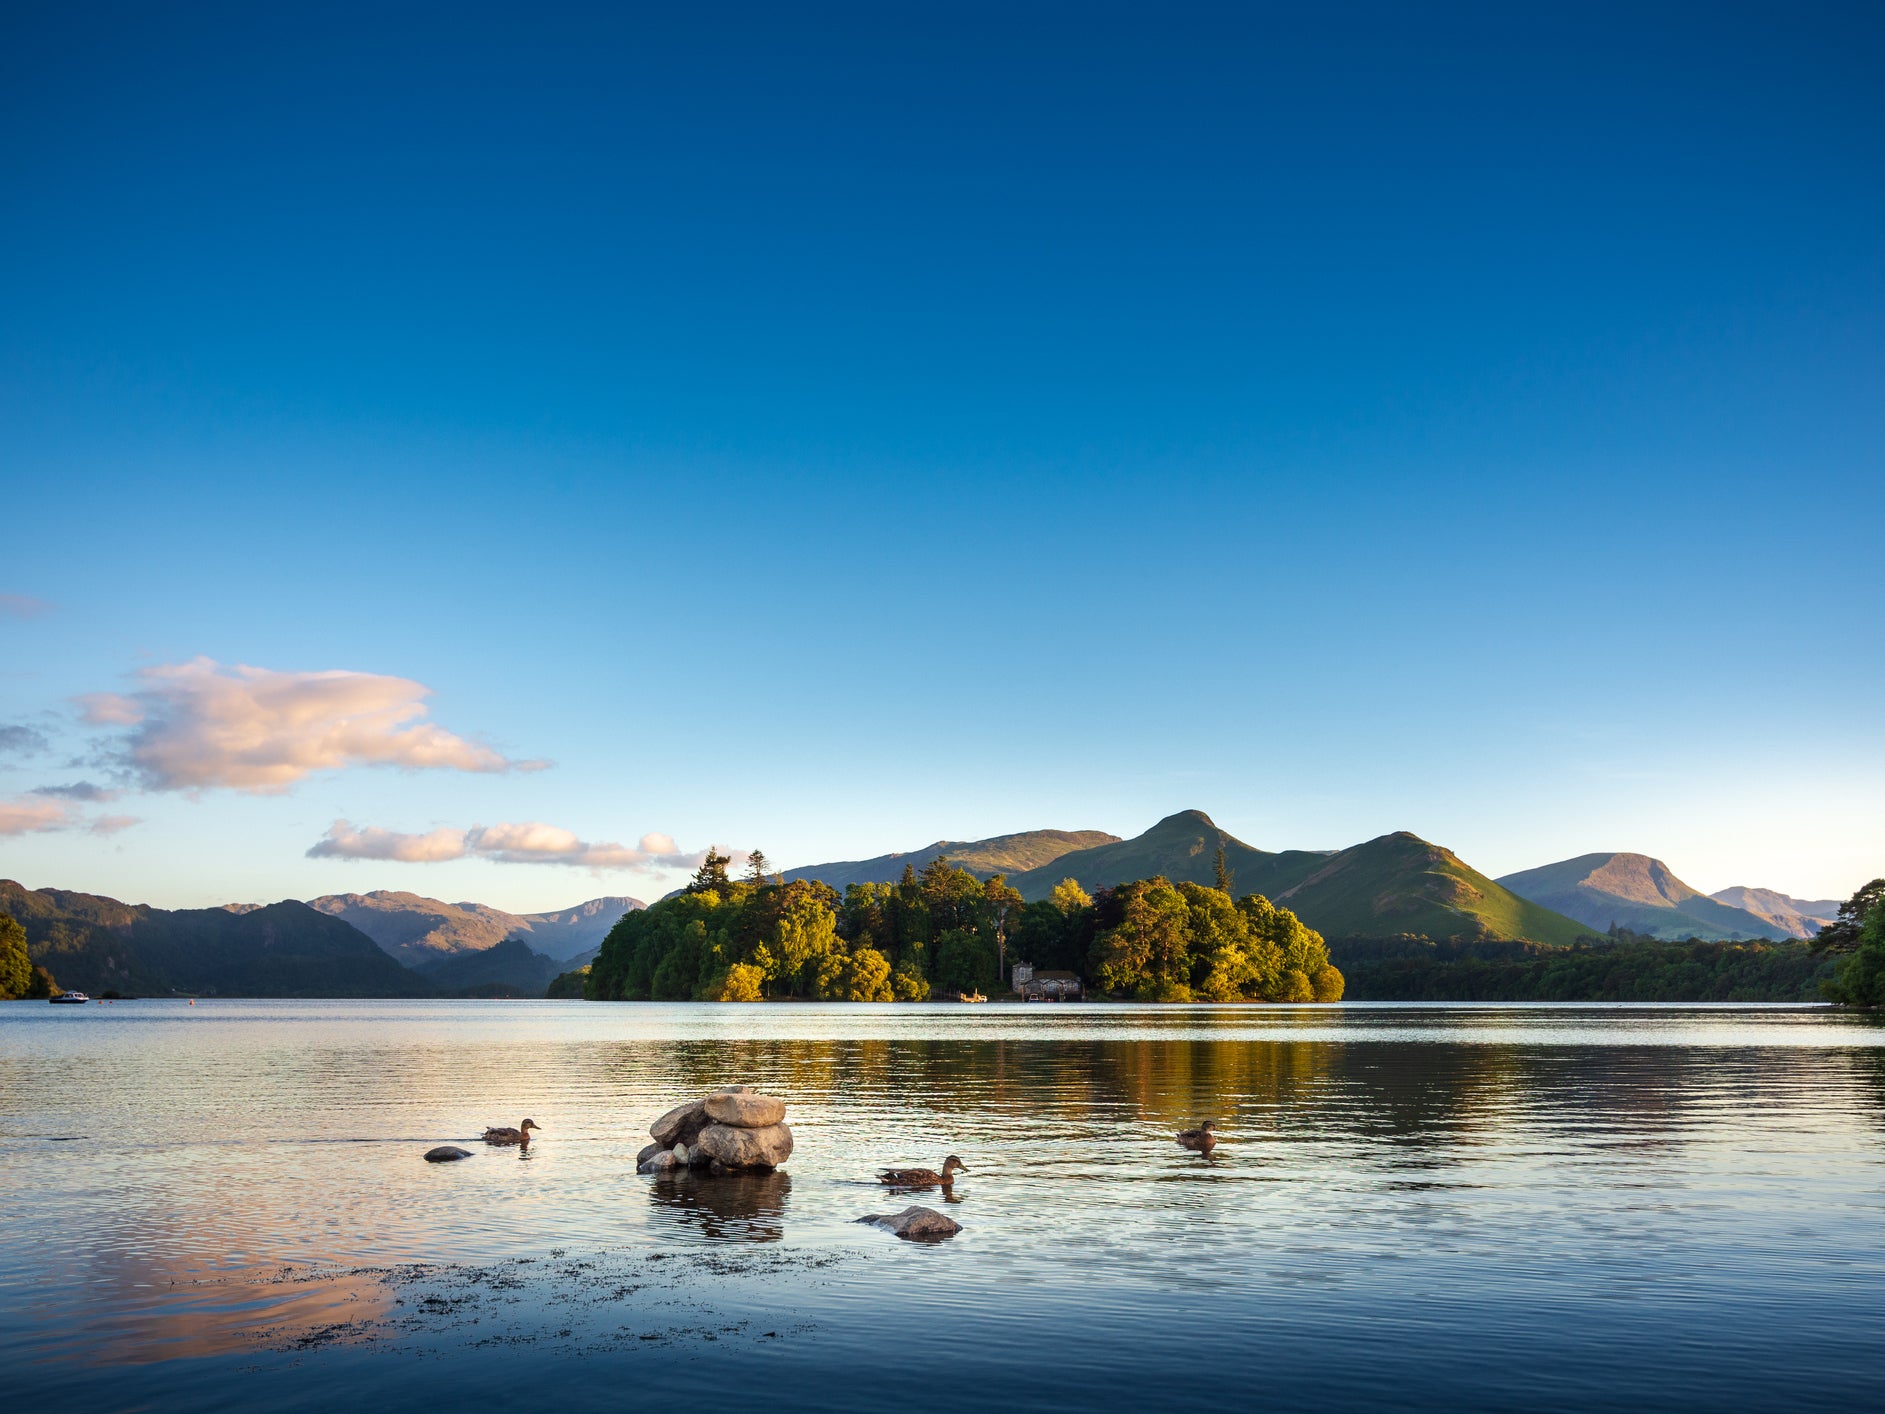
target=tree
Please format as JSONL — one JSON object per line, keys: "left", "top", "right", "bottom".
{"left": 1824, "top": 899, "right": 1885, "bottom": 1007}
{"left": 700, "top": 962, "right": 765, "bottom": 1002}
{"left": 0, "top": 911, "right": 30, "bottom": 1000}
{"left": 934, "top": 927, "right": 996, "bottom": 994}
{"left": 688, "top": 846, "right": 733, "bottom": 894}
{"left": 982, "top": 875, "right": 1024, "bottom": 988}
{"left": 744, "top": 848, "right": 773, "bottom": 885}
{"left": 1214, "top": 845, "right": 1235, "bottom": 897}
{"left": 1813, "top": 880, "right": 1885, "bottom": 953}
{"left": 844, "top": 947, "right": 895, "bottom": 1002}
{"left": 1048, "top": 877, "right": 1091, "bottom": 914}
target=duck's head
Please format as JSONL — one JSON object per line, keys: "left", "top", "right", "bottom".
{"left": 1201, "top": 1120, "right": 1219, "bottom": 1133}
{"left": 521, "top": 1119, "right": 542, "bottom": 1133}
{"left": 941, "top": 1155, "right": 968, "bottom": 1177}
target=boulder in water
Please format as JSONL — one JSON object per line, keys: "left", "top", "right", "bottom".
{"left": 638, "top": 1148, "right": 680, "bottom": 1175}
{"left": 650, "top": 1099, "right": 709, "bottom": 1148}
{"left": 424, "top": 1146, "right": 473, "bottom": 1163}
{"left": 705, "top": 1091, "right": 786, "bottom": 1128}
{"left": 857, "top": 1205, "right": 961, "bottom": 1241}
{"left": 695, "top": 1121, "right": 793, "bottom": 1171}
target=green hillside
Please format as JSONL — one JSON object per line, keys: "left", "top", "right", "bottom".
{"left": 1496, "top": 854, "right": 1787, "bottom": 941}
{"left": 421, "top": 936, "right": 567, "bottom": 997}
{"left": 1008, "top": 810, "right": 1331, "bottom": 902}
{"left": 786, "top": 828, "right": 1119, "bottom": 890}
{"left": 1008, "top": 814, "right": 1591, "bottom": 945}
{"left": 1277, "top": 833, "right": 1591, "bottom": 945}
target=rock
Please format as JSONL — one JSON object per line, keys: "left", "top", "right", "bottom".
{"left": 704, "top": 1091, "right": 786, "bottom": 1128}
{"left": 695, "top": 1121, "right": 793, "bottom": 1171}
{"left": 650, "top": 1099, "right": 709, "bottom": 1148}
{"left": 671, "top": 1144, "right": 690, "bottom": 1166}
{"left": 424, "top": 1146, "right": 473, "bottom": 1163}
{"left": 637, "top": 1141, "right": 665, "bottom": 1167}
{"left": 638, "top": 1148, "right": 680, "bottom": 1175}
{"left": 857, "top": 1206, "right": 961, "bottom": 1241}
{"left": 715, "top": 1084, "right": 758, "bottom": 1095}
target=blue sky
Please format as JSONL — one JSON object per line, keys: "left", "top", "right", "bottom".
{"left": 2, "top": 2, "right": 1880, "bottom": 910}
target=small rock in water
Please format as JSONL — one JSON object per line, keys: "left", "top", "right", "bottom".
{"left": 671, "top": 1143, "right": 690, "bottom": 1165}
{"left": 424, "top": 1146, "right": 472, "bottom": 1163}
{"left": 638, "top": 1148, "right": 680, "bottom": 1175}
{"left": 637, "top": 1141, "right": 665, "bottom": 1167}
{"left": 857, "top": 1205, "right": 961, "bottom": 1241}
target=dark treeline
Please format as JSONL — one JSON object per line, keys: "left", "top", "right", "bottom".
{"left": 1334, "top": 931, "right": 1838, "bottom": 1002}
{"left": 584, "top": 848, "right": 1344, "bottom": 1002}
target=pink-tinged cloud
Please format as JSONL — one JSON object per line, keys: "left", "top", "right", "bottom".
{"left": 306, "top": 820, "right": 702, "bottom": 873}
{"left": 82, "top": 657, "right": 545, "bottom": 793}
{"left": 0, "top": 797, "right": 72, "bottom": 835}
{"left": 88, "top": 815, "right": 140, "bottom": 835}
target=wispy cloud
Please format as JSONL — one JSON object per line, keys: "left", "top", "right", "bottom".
{"left": 30, "top": 780, "right": 119, "bottom": 802}
{"left": 0, "top": 724, "right": 51, "bottom": 758}
{"left": 0, "top": 594, "right": 53, "bottom": 620}
{"left": 79, "top": 657, "right": 547, "bottom": 794}
{"left": 307, "top": 820, "right": 701, "bottom": 873}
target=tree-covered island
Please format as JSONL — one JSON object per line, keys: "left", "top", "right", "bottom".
{"left": 582, "top": 847, "right": 1344, "bottom": 1002}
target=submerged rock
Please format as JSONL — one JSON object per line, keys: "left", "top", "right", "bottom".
{"left": 857, "top": 1205, "right": 961, "bottom": 1241}
{"left": 705, "top": 1090, "right": 786, "bottom": 1128}
{"left": 695, "top": 1121, "right": 793, "bottom": 1171}
{"left": 424, "top": 1146, "right": 473, "bottom": 1163}
{"left": 638, "top": 1148, "right": 680, "bottom": 1175}
{"left": 637, "top": 1141, "right": 665, "bottom": 1168}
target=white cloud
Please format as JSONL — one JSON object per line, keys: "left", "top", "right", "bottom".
{"left": 306, "top": 819, "right": 703, "bottom": 873}
{"left": 79, "top": 657, "right": 546, "bottom": 794}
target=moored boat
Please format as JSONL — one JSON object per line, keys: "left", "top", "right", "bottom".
{"left": 49, "top": 991, "right": 90, "bottom": 1005}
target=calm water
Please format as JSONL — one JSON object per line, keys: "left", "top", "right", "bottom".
{"left": 4, "top": 1000, "right": 1885, "bottom": 1411}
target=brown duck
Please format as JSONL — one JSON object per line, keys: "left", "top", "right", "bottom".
{"left": 482, "top": 1118, "right": 541, "bottom": 1147}
{"left": 879, "top": 1155, "right": 968, "bottom": 1187}
{"left": 1175, "top": 1120, "right": 1219, "bottom": 1153}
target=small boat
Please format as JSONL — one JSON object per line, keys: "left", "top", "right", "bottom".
{"left": 49, "top": 991, "right": 90, "bottom": 1005}
{"left": 957, "top": 991, "right": 986, "bottom": 1003}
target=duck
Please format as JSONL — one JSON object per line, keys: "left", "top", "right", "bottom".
{"left": 482, "top": 1118, "right": 541, "bottom": 1147}
{"left": 879, "top": 1155, "right": 968, "bottom": 1187}
{"left": 1175, "top": 1120, "right": 1219, "bottom": 1153}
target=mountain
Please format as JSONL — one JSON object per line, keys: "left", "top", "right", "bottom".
{"left": 1007, "top": 812, "right": 1591, "bottom": 945}
{"left": 0, "top": 881, "right": 430, "bottom": 996}
{"left": 1275, "top": 833, "right": 1592, "bottom": 946}
{"left": 420, "top": 937, "right": 569, "bottom": 998}
{"left": 306, "top": 891, "right": 642, "bottom": 968}
{"left": 1707, "top": 887, "right": 1841, "bottom": 940}
{"left": 1008, "top": 810, "right": 1330, "bottom": 901}
{"left": 1496, "top": 854, "right": 1788, "bottom": 941}
{"left": 785, "top": 829, "right": 1120, "bottom": 890}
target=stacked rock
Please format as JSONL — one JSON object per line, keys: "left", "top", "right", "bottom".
{"left": 636, "top": 1085, "right": 794, "bottom": 1175}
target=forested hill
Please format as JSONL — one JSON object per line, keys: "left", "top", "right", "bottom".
{"left": 785, "top": 828, "right": 1119, "bottom": 891}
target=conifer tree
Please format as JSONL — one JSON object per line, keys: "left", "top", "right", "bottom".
{"left": 1214, "top": 844, "right": 1235, "bottom": 898}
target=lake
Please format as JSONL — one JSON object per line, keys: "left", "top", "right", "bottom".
{"left": 4, "top": 1000, "right": 1884, "bottom": 1411}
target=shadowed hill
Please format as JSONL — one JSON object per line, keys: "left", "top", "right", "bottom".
{"left": 1707, "top": 886, "right": 1840, "bottom": 940}
{"left": 785, "top": 828, "right": 1119, "bottom": 890}
{"left": 419, "top": 936, "right": 569, "bottom": 997}
{"left": 1497, "top": 854, "right": 1787, "bottom": 941}
{"left": 0, "top": 881, "right": 431, "bottom": 996}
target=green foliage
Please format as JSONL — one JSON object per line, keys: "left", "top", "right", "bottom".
{"left": 1084, "top": 879, "right": 1341, "bottom": 1003}
{"left": 701, "top": 961, "right": 766, "bottom": 1002}
{"left": 1824, "top": 899, "right": 1885, "bottom": 1006}
{"left": 1336, "top": 933, "right": 1839, "bottom": 1001}
{"left": 0, "top": 910, "right": 31, "bottom": 999}
{"left": 934, "top": 927, "right": 996, "bottom": 994}
{"left": 545, "top": 964, "right": 590, "bottom": 999}
{"left": 1812, "top": 879, "right": 1885, "bottom": 954}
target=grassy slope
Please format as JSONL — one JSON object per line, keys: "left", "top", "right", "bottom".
{"left": 786, "top": 828, "right": 1120, "bottom": 890}
{"left": 1010, "top": 811, "right": 1331, "bottom": 901}
{"left": 1279, "top": 834, "right": 1592, "bottom": 945}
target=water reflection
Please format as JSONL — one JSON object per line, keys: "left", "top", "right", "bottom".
{"left": 648, "top": 1170, "right": 792, "bottom": 1242}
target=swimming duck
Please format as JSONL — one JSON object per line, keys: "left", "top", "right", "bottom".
{"left": 879, "top": 1155, "right": 968, "bottom": 1187}
{"left": 1175, "top": 1120, "right": 1218, "bottom": 1153}
{"left": 482, "top": 1119, "right": 541, "bottom": 1147}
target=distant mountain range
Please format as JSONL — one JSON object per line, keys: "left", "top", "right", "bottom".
{"left": 781, "top": 830, "right": 1119, "bottom": 890}
{"left": 306, "top": 890, "right": 641, "bottom": 968}
{"left": 1706, "top": 887, "right": 1841, "bottom": 940}
{"left": 1494, "top": 854, "right": 1792, "bottom": 941}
